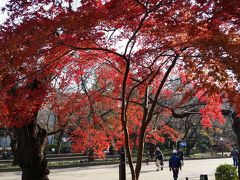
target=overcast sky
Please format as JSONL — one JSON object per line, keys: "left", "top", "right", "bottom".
{"left": 0, "top": 0, "right": 8, "bottom": 24}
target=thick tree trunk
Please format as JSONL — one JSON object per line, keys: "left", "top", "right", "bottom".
{"left": 185, "top": 139, "right": 197, "bottom": 157}
{"left": 185, "top": 144, "right": 193, "bottom": 157}
{"left": 185, "top": 126, "right": 197, "bottom": 157}
{"left": 11, "top": 118, "right": 49, "bottom": 180}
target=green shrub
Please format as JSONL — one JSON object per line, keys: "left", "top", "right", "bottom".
{"left": 215, "top": 164, "right": 238, "bottom": 180}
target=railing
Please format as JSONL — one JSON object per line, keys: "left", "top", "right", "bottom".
{"left": 0, "top": 154, "right": 120, "bottom": 165}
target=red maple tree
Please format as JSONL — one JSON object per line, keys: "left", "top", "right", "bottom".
{"left": 0, "top": 1, "right": 239, "bottom": 180}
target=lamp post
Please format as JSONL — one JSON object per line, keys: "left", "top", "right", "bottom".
{"left": 220, "top": 137, "right": 223, "bottom": 156}
{"left": 119, "top": 147, "right": 126, "bottom": 180}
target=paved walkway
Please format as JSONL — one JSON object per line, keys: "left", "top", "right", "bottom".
{"left": 0, "top": 158, "right": 233, "bottom": 180}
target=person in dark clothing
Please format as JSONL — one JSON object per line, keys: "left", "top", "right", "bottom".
{"left": 155, "top": 147, "right": 164, "bottom": 171}
{"left": 169, "top": 149, "right": 182, "bottom": 180}
{"left": 145, "top": 150, "right": 150, "bottom": 165}
{"left": 2, "top": 151, "right": 10, "bottom": 160}
{"left": 231, "top": 147, "right": 239, "bottom": 168}
{"left": 177, "top": 148, "right": 184, "bottom": 165}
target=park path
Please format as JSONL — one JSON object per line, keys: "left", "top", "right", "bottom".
{"left": 0, "top": 158, "right": 233, "bottom": 180}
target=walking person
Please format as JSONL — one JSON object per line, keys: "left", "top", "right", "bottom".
{"left": 169, "top": 149, "right": 182, "bottom": 180}
{"left": 230, "top": 147, "right": 239, "bottom": 168}
{"left": 177, "top": 147, "right": 184, "bottom": 166}
{"left": 155, "top": 147, "right": 164, "bottom": 171}
{"left": 145, "top": 149, "right": 150, "bottom": 165}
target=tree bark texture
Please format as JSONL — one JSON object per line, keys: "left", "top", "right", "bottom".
{"left": 11, "top": 118, "right": 49, "bottom": 180}
{"left": 184, "top": 124, "right": 197, "bottom": 156}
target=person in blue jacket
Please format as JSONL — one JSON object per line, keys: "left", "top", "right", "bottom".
{"left": 169, "top": 149, "right": 182, "bottom": 180}
{"left": 230, "top": 147, "right": 239, "bottom": 168}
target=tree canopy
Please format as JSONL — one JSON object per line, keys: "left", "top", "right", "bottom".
{"left": 0, "top": 0, "right": 239, "bottom": 180}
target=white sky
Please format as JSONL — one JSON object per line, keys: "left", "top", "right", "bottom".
{"left": 0, "top": 0, "right": 8, "bottom": 24}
